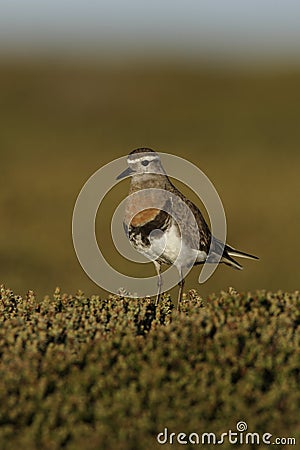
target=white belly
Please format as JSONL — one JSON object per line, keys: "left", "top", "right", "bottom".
{"left": 147, "top": 222, "right": 207, "bottom": 268}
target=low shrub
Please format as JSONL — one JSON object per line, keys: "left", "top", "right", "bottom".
{"left": 0, "top": 285, "right": 299, "bottom": 449}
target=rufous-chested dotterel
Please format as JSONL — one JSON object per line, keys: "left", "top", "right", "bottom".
{"left": 117, "top": 148, "right": 258, "bottom": 310}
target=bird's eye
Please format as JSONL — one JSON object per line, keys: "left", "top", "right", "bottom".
{"left": 142, "top": 160, "right": 149, "bottom": 166}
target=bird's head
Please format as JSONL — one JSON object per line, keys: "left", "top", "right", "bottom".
{"left": 116, "top": 148, "right": 165, "bottom": 180}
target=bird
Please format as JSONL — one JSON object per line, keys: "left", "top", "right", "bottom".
{"left": 117, "top": 147, "right": 258, "bottom": 310}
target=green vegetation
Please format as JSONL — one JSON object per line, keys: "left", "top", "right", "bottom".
{"left": 0, "top": 285, "right": 299, "bottom": 449}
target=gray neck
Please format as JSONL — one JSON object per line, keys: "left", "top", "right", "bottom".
{"left": 129, "top": 173, "right": 169, "bottom": 193}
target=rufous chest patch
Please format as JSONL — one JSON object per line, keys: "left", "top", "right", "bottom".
{"left": 130, "top": 208, "right": 160, "bottom": 227}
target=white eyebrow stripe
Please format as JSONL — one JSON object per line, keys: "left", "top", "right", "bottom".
{"left": 128, "top": 155, "right": 159, "bottom": 163}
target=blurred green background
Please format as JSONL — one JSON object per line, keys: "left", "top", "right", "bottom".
{"left": 1, "top": 60, "right": 299, "bottom": 298}
{"left": 0, "top": 1, "right": 300, "bottom": 299}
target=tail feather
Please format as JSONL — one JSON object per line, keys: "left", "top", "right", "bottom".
{"left": 209, "top": 237, "right": 259, "bottom": 270}
{"left": 221, "top": 254, "right": 243, "bottom": 270}
{"left": 226, "top": 245, "right": 259, "bottom": 261}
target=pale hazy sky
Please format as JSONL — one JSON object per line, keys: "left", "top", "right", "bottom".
{"left": 1, "top": 0, "right": 300, "bottom": 60}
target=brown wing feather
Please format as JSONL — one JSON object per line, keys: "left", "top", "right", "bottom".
{"left": 167, "top": 179, "right": 211, "bottom": 254}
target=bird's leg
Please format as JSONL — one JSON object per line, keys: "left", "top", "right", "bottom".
{"left": 154, "top": 261, "right": 162, "bottom": 306}
{"left": 177, "top": 268, "right": 185, "bottom": 312}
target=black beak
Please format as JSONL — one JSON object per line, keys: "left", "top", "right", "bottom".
{"left": 116, "top": 166, "right": 135, "bottom": 180}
